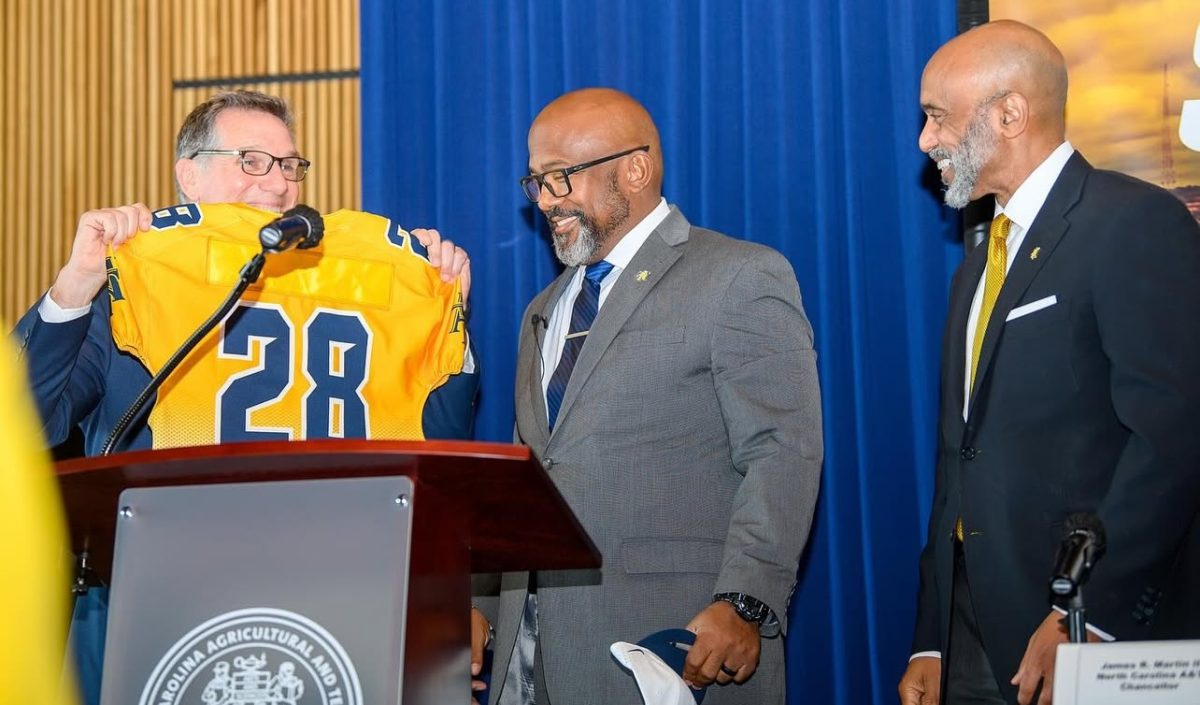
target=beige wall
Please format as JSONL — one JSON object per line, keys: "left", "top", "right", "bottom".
{"left": 0, "top": 0, "right": 360, "bottom": 324}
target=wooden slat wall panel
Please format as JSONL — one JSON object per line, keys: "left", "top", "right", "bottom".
{"left": 1, "top": 0, "right": 360, "bottom": 326}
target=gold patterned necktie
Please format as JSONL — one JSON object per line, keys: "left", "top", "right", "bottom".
{"left": 970, "top": 213, "right": 1011, "bottom": 391}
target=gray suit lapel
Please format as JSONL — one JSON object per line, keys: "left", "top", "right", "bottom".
{"left": 550, "top": 208, "right": 690, "bottom": 439}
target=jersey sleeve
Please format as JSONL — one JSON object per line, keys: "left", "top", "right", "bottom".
{"left": 422, "top": 278, "right": 467, "bottom": 389}
{"left": 390, "top": 223, "right": 468, "bottom": 390}
{"left": 106, "top": 248, "right": 147, "bottom": 364}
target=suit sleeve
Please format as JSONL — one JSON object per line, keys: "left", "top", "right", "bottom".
{"left": 1086, "top": 197, "right": 1200, "bottom": 636}
{"left": 422, "top": 333, "right": 479, "bottom": 440}
{"left": 912, "top": 436, "right": 950, "bottom": 655}
{"left": 709, "top": 248, "right": 823, "bottom": 634}
{"left": 910, "top": 263, "right": 973, "bottom": 656}
{"left": 11, "top": 294, "right": 111, "bottom": 447}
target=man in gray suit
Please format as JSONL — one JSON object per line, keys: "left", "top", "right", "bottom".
{"left": 473, "top": 88, "right": 822, "bottom": 704}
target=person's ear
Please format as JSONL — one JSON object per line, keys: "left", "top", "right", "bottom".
{"left": 997, "top": 93, "right": 1028, "bottom": 136}
{"left": 175, "top": 158, "right": 199, "bottom": 201}
{"left": 623, "top": 150, "right": 653, "bottom": 194}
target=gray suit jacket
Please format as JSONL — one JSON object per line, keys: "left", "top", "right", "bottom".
{"left": 490, "top": 206, "right": 822, "bottom": 704}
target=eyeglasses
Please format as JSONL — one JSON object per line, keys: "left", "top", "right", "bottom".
{"left": 520, "top": 145, "right": 649, "bottom": 202}
{"left": 188, "top": 149, "right": 311, "bottom": 182}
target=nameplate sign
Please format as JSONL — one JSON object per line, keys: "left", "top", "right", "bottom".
{"left": 1054, "top": 641, "right": 1200, "bottom": 704}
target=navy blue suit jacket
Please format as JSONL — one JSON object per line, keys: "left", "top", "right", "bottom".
{"left": 913, "top": 153, "right": 1200, "bottom": 700}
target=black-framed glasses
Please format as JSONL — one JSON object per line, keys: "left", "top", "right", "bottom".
{"left": 189, "top": 149, "right": 311, "bottom": 182}
{"left": 519, "top": 145, "right": 649, "bottom": 202}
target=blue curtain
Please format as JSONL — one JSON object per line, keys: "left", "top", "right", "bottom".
{"left": 361, "top": 2, "right": 961, "bottom": 703}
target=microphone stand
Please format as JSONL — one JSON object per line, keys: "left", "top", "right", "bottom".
{"left": 1050, "top": 516, "right": 1105, "bottom": 644}
{"left": 1066, "top": 589, "right": 1086, "bottom": 643}
{"left": 100, "top": 252, "right": 267, "bottom": 456}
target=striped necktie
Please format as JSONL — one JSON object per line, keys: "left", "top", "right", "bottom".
{"left": 546, "top": 260, "right": 614, "bottom": 429}
{"left": 969, "top": 213, "right": 1011, "bottom": 392}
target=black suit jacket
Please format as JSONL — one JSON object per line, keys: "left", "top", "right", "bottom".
{"left": 913, "top": 152, "right": 1200, "bottom": 700}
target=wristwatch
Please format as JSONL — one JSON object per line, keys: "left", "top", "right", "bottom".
{"left": 713, "top": 592, "right": 771, "bottom": 625}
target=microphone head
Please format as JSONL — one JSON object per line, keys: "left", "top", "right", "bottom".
{"left": 285, "top": 204, "right": 325, "bottom": 249}
{"left": 1049, "top": 513, "right": 1106, "bottom": 597}
{"left": 1064, "top": 512, "right": 1106, "bottom": 555}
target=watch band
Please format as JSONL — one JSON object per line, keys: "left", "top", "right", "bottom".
{"left": 712, "top": 592, "right": 771, "bottom": 624}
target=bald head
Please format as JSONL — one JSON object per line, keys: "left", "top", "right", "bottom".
{"left": 926, "top": 20, "right": 1067, "bottom": 135}
{"left": 530, "top": 88, "right": 664, "bottom": 196}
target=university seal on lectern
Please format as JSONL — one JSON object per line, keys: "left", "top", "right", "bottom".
{"left": 138, "top": 607, "right": 362, "bottom": 705}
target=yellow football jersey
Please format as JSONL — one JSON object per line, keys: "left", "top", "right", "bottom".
{"left": 108, "top": 203, "right": 466, "bottom": 448}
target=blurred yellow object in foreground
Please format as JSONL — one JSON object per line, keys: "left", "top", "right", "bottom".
{"left": 0, "top": 335, "right": 77, "bottom": 704}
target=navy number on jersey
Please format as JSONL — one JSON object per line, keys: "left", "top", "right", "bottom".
{"left": 304, "top": 311, "right": 370, "bottom": 438}
{"left": 151, "top": 203, "right": 204, "bottom": 230}
{"left": 216, "top": 303, "right": 371, "bottom": 441}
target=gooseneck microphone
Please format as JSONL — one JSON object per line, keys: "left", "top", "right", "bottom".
{"left": 259, "top": 204, "right": 324, "bottom": 252}
{"left": 1049, "top": 512, "right": 1107, "bottom": 643}
{"left": 1050, "top": 513, "right": 1107, "bottom": 597}
{"left": 101, "top": 205, "right": 326, "bottom": 455}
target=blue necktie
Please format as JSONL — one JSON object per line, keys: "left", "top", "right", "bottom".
{"left": 546, "top": 260, "right": 614, "bottom": 430}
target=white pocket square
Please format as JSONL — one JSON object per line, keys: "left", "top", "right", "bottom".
{"left": 1006, "top": 295, "right": 1058, "bottom": 322}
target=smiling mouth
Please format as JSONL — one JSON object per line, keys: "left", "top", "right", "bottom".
{"left": 550, "top": 214, "right": 579, "bottom": 236}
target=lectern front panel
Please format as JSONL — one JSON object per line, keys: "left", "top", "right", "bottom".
{"left": 99, "top": 476, "right": 414, "bottom": 705}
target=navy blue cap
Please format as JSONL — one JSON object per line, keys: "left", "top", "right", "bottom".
{"left": 634, "top": 628, "right": 706, "bottom": 704}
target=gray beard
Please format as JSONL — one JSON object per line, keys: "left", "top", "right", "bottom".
{"left": 553, "top": 221, "right": 601, "bottom": 267}
{"left": 935, "top": 110, "right": 998, "bottom": 209}
{"left": 549, "top": 172, "right": 631, "bottom": 267}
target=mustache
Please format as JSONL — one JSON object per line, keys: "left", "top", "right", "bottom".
{"left": 543, "top": 206, "right": 585, "bottom": 221}
{"left": 928, "top": 147, "right": 952, "bottom": 162}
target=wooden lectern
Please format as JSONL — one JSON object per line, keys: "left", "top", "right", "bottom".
{"left": 56, "top": 440, "right": 599, "bottom": 705}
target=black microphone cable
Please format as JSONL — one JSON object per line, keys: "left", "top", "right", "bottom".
{"left": 530, "top": 313, "right": 549, "bottom": 389}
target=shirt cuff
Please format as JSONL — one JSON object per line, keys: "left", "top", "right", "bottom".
{"left": 910, "top": 651, "right": 941, "bottom": 662}
{"left": 1051, "top": 605, "right": 1115, "bottom": 641}
{"left": 462, "top": 335, "right": 476, "bottom": 374}
{"left": 39, "top": 292, "right": 91, "bottom": 323}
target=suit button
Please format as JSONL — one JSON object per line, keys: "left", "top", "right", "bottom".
{"left": 542, "top": 458, "right": 554, "bottom": 470}
{"left": 960, "top": 447, "right": 977, "bottom": 460}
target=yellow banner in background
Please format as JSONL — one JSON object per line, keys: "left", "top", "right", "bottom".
{"left": 992, "top": 0, "right": 1200, "bottom": 220}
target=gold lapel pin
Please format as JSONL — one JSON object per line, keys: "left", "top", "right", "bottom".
{"left": 1030, "top": 246, "right": 1041, "bottom": 260}
{"left": 636, "top": 270, "right": 649, "bottom": 282}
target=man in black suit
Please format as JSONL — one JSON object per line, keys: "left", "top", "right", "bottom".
{"left": 898, "top": 20, "right": 1200, "bottom": 705}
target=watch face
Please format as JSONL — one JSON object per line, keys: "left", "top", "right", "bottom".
{"left": 716, "top": 593, "right": 767, "bottom": 623}
{"left": 739, "top": 600, "right": 769, "bottom": 622}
